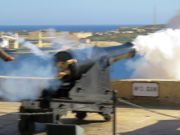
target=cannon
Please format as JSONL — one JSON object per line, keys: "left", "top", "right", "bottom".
{"left": 18, "top": 42, "right": 136, "bottom": 135}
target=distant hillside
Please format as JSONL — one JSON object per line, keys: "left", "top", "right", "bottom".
{"left": 89, "top": 24, "right": 166, "bottom": 43}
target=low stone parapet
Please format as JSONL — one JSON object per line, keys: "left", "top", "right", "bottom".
{"left": 112, "top": 79, "right": 180, "bottom": 104}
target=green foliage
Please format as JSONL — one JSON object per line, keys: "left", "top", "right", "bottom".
{"left": 90, "top": 33, "right": 137, "bottom": 43}
{"left": 89, "top": 25, "right": 165, "bottom": 43}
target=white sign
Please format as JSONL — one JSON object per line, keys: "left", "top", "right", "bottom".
{"left": 132, "top": 82, "right": 159, "bottom": 97}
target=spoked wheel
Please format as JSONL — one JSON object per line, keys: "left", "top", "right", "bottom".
{"left": 75, "top": 112, "right": 87, "bottom": 120}
{"left": 18, "top": 117, "right": 35, "bottom": 135}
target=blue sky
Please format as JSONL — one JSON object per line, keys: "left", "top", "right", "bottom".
{"left": 0, "top": 0, "right": 179, "bottom": 25}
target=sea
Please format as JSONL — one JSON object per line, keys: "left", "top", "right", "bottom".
{"left": 0, "top": 25, "right": 138, "bottom": 80}
{"left": 0, "top": 25, "right": 121, "bottom": 32}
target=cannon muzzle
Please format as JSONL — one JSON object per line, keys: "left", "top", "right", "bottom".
{"left": 97, "top": 42, "right": 136, "bottom": 64}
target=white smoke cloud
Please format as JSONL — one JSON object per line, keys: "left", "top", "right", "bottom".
{"left": 0, "top": 31, "right": 94, "bottom": 101}
{"left": 49, "top": 31, "right": 94, "bottom": 60}
{"left": 50, "top": 31, "right": 92, "bottom": 50}
{"left": 18, "top": 38, "right": 47, "bottom": 57}
{"left": 0, "top": 39, "right": 9, "bottom": 48}
{"left": 0, "top": 38, "right": 59, "bottom": 101}
{"left": 128, "top": 28, "right": 180, "bottom": 79}
{"left": 0, "top": 56, "right": 59, "bottom": 101}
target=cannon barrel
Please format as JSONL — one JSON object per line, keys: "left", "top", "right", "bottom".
{"left": 99, "top": 42, "right": 136, "bottom": 64}
{"left": 54, "top": 42, "right": 136, "bottom": 81}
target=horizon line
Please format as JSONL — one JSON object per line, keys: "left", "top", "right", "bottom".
{"left": 0, "top": 23, "right": 165, "bottom": 26}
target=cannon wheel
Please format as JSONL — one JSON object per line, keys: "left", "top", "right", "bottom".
{"left": 75, "top": 112, "right": 87, "bottom": 120}
{"left": 18, "top": 117, "right": 35, "bottom": 135}
{"left": 102, "top": 114, "right": 112, "bottom": 121}
{"left": 99, "top": 112, "right": 112, "bottom": 121}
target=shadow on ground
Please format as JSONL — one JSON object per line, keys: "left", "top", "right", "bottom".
{"left": 0, "top": 113, "right": 107, "bottom": 135}
{"left": 120, "top": 120, "right": 180, "bottom": 135}
{"left": 0, "top": 113, "right": 19, "bottom": 135}
{"left": 0, "top": 111, "right": 179, "bottom": 135}
{"left": 61, "top": 118, "right": 107, "bottom": 125}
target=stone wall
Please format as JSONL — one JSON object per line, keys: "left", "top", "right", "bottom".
{"left": 112, "top": 79, "right": 180, "bottom": 104}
